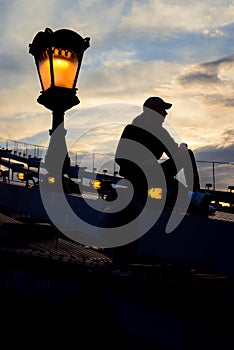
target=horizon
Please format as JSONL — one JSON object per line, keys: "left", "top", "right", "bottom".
{"left": 1, "top": 136, "right": 233, "bottom": 192}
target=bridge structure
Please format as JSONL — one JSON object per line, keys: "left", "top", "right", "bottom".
{"left": 0, "top": 138, "right": 234, "bottom": 349}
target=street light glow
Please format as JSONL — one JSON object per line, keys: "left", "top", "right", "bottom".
{"left": 38, "top": 48, "right": 79, "bottom": 90}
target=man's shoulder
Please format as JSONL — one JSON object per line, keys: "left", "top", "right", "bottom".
{"left": 121, "top": 123, "right": 140, "bottom": 134}
{"left": 121, "top": 123, "right": 150, "bottom": 139}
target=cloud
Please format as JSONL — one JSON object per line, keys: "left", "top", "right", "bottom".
{"left": 119, "top": 0, "right": 234, "bottom": 36}
{"left": 79, "top": 58, "right": 181, "bottom": 106}
{"left": 203, "top": 28, "right": 225, "bottom": 38}
{"left": 222, "top": 129, "right": 234, "bottom": 146}
{"left": 176, "top": 54, "right": 234, "bottom": 87}
{"left": 0, "top": 111, "right": 50, "bottom": 141}
{"left": 152, "top": 54, "right": 234, "bottom": 149}
{"left": 195, "top": 142, "right": 234, "bottom": 163}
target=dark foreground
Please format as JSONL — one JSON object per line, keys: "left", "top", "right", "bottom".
{"left": 1, "top": 270, "right": 234, "bottom": 350}
{"left": 0, "top": 211, "right": 234, "bottom": 349}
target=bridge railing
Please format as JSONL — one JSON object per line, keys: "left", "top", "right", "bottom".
{"left": 196, "top": 160, "right": 234, "bottom": 192}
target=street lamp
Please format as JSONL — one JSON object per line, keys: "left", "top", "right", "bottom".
{"left": 29, "top": 27, "right": 90, "bottom": 176}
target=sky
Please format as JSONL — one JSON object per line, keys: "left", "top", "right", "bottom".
{"left": 0, "top": 0, "right": 234, "bottom": 190}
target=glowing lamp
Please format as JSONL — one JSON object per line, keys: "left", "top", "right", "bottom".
{"left": 29, "top": 27, "right": 90, "bottom": 110}
{"left": 48, "top": 176, "right": 56, "bottom": 184}
{"left": 148, "top": 187, "right": 163, "bottom": 200}
{"left": 17, "top": 172, "right": 26, "bottom": 181}
{"left": 92, "top": 179, "right": 102, "bottom": 190}
{"left": 91, "top": 179, "right": 114, "bottom": 199}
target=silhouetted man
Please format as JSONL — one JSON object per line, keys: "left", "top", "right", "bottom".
{"left": 115, "top": 96, "right": 212, "bottom": 214}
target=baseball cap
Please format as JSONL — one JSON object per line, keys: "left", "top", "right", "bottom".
{"left": 143, "top": 96, "right": 172, "bottom": 110}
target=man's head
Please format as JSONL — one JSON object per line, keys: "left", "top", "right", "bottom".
{"left": 143, "top": 96, "right": 172, "bottom": 117}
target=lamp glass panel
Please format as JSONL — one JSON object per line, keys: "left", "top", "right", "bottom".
{"left": 38, "top": 51, "right": 51, "bottom": 91}
{"left": 52, "top": 48, "right": 79, "bottom": 89}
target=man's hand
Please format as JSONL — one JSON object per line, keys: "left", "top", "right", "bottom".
{"left": 179, "top": 143, "right": 188, "bottom": 150}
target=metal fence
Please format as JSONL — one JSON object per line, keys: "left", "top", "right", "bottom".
{"left": 0, "top": 138, "right": 47, "bottom": 159}
{"left": 196, "top": 160, "right": 234, "bottom": 192}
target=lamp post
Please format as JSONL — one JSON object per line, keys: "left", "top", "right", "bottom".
{"left": 29, "top": 27, "right": 90, "bottom": 176}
